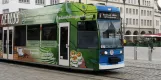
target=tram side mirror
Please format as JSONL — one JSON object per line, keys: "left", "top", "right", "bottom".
{"left": 80, "top": 16, "right": 86, "bottom": 20}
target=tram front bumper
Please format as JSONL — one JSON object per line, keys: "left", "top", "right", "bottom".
{"left": 99, "top": 62, "right": 124, "bottom": 70}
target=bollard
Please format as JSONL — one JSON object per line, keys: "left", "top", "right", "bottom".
{"left": 148, "top": 47, "right": 152, "bottom": 61}
{"left": 134, "top": 47, "right": 137, "bottom": 60}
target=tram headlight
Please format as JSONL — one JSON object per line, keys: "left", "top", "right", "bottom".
{"left": 120, "top": 50, "right": 123, "bottom": 54}
{"left": 101, "top": 51, "right": 108, "bottom": 55}
{"left": 110, "top": 50, "right": 114, "bottom": 55}
{"left": 108, "top": 8, "right": 112, "bottom": 11}
{"left": 104, "top": 51, "right": 108, "bottom": 55}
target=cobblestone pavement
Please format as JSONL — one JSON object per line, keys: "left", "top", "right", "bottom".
{"left": 124, "top": 47, "right": 161, "bottom": 61}
{"left": 0, "top": 62, "right": 117, "bottom": 80}
{"left": 1, "top": 59, "right": 161, "bottom": 80}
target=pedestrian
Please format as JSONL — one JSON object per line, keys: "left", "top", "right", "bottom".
{"left": 148, "top": 39, "right": 153, "bottom": 53}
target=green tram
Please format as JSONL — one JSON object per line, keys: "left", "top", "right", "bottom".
{"left": 0, "top": 2, "right": 124, "bottom": 71}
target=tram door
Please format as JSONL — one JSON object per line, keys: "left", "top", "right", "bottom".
{"left": 59, "top": 22, "right": 70, "bottom": 66}
{"left": 3, "top": 27, "right": 13, "bottom": 59}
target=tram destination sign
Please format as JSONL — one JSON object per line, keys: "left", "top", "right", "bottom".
{"left": 98, "top": 12, "right": 120, "bottom": 19}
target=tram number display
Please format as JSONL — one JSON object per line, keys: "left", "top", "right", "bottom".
{"left": 98, "top": 12, "right": 120, "bottom": 19}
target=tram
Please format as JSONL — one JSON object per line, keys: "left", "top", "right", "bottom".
{"left": 0, "top": 2, "right": 124, "bottom": 71}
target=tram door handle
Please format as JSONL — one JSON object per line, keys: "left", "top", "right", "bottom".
{"left": 66, "top": 44, "right": 69, "bottom": 48}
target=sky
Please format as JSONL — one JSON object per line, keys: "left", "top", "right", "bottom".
{"left": 158, "top": 0, "right": 161, "bottom": 7}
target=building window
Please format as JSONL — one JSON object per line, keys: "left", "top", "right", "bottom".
{"left": 149, "top": 1, "right": 150, "bottom": 6}
{"left": 143, "top": 0, "right": 144, "bottom": 5}
{"left": 150, "top": 11, "right": 152, "bottom": 16}
{"left": 126, "top": 8, "right": 128, "bottom": 13}
{"left": 147, "top": 20, "right": 149, "bottom": 26}
{"left": 131, "top": 0, "right": 133, "bottom": 4}
{"left": 150, "top": 20, "right": 152, "bottom": 26}
{"left": 128, "top": 0, "right": 130, "bottom": 3}
{"left": 126, "top": 18, "right": 128, "bottom": 25}
{"left": 136, "top": 19, "right": 138, "bottom": 25}
{"left": 144, "top": 10, "right": 146, "bottom": 16}
{"left": 129, "top": 18, "right": 132, "bottom": 25}
{"left": 141, "top": 19, "right": 143, "bottom": 26}
{"left": 129, "top": 9, "right": 131, "bottom": 14}
{"left": 133, "top": 19, "right": 135, "bottom": 25}
{"left": 136, "top": 9, "right": 138, "bottom": 15}
{"left": 3, "top": 9, "right": 9, "bottom": 13}
{"left": 158, "top": 21, "right": 159, "bottom": 26}
{"left": 35, "top": 0, "right": 45, "bottom": 5}
{"left": 19, "top": 0, "right": 30, "bottom": 3}
{"left": 141, "top": 10, "right": 143, "bottom": 16}
{"left": 157, "top": 21, "right": 159, "bottom": 26}
{"left": 160, "top": 25, "right": 161, "bottom": 30}
{"left": 147, "top": 11, "right": 149, "bottom": 16}
{"left": 133, "top": 9, "right": 135, "bottom": 15}
{"left": 144, "top": 20, "right": 146, "bottom": 26}
{"left": 2, "top": 0, "right": 9, "bottom": 4}
{"left": 50, "top": 0, "right": 58, "bottom": 5}
{"left": 134, "top": 0, "right": 136, "bottom": 4}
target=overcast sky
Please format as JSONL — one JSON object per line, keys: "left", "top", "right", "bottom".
{"left": 158, "top": 0, "right": 161, "bottom": 7}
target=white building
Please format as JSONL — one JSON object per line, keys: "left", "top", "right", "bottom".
{"left": 1, "top": 0, "right": 161, "bottom": 41}
{"left": 0, "top": 0, "right": 59, "bottom": 14}
{"left": 67, "top": 0, "right": 161, "bottom": 41}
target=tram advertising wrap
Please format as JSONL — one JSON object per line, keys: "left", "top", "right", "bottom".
{"left": 0, "top": 2, "right": 124, "bottom": 71}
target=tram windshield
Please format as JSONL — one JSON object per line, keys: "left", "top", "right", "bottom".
{"left": 98, "top": 19, "right": 122, "bottom": 48}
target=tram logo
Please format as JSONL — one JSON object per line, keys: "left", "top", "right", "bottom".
{"left": 1, "top": 12, "right": 19, "bottom": 25}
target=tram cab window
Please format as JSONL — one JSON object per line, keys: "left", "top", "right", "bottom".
{"left": 42, "top": 24, "right": 57, "bottom": 40}
{"left": 15, "top": 26, "right": 26, "bottom": 46}
{"left": 27, "top": 25, "right": 40, "bottom": 40}
{"left": 77, "top": 21, "right": 98, "bottom": 48}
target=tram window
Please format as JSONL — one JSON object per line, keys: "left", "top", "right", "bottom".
{"left": 0, "top": 28, "right": 2, "bottom": 40}
{"left": 78, "top": 21, "right": 97, "bottom": 31}
{"left": 42, "top": 24, "right": 57, "bottom": 40}
{"left": 27, "top": 25, "right": 40, "bottom": 40}
{"left": 15, "top": 26, "right": 26, "bottom": 46}
{"left": 77, "top": 21, "right": 98, "bottom": 48}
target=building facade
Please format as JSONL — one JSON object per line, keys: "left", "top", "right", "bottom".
{"left": 0, "top": 0, "right": 59, "bottom": 14}
{"left": 67, "top": 0, "right": 161, "bottom": 41}
{"left": 0, "top": 0, "right": 161, "bottom": 41}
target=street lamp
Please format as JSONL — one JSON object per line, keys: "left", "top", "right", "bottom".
{"left": 123, "top": 0, "right": 126, "bottom": 36}
{"left": 138, "top": 0, "right": 140, "bottom": 36}
{"left": 106, "top": 0, "right": 108, "bottom": 5}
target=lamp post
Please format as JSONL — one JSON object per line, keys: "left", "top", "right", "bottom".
{"left": 153, "top": 0, "right": 155, "bottom": 34}
{"left": 123, "top": 0, "right": 126, "bottom": 36}
{"left": 138, "top": 0, "right": 140, "bottom": 36}
{"left": 106, "top": 0, "right": 108, "bottom": 5}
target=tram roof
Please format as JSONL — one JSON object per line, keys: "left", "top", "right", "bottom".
{"left": 0, "top": 2, "right": 97, "bottom": 27}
